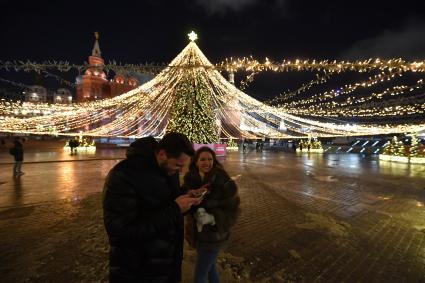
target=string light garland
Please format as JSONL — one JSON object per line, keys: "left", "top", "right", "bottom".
{"left": 286, "top": 81, "right": 425, "bottom": 117}
{"left": 264, "top": 72, "right": 333, "bottom": 104}
{"left": 0, "top": 38, "right": 424, "bottom": 139}
{"left": 278, "top": 70, "right": 404, "bottom": 108}
{"left": 218, "top": 57, "right": 425, "bottom": 73}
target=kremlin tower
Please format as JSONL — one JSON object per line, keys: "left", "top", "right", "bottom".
{"left": 76, "top": 32, "right": 140, "bottom": 102}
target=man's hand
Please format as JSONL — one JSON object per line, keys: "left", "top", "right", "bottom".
{"left": 175, "top": 194, "right": 202, "bottom": 213}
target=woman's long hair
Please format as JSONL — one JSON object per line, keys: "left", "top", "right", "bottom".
{"left": 189, "top": 146, "right": 223, "bottom": 173}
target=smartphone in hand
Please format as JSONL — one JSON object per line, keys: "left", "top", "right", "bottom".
{"left": 196, "top": 190, "right": 208, "bottom": 199}
{"left": 191, "top": 189, "right": 208, "bottom": 199}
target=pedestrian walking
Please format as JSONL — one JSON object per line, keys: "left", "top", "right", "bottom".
{"left": 103, "top": 132, "right": 201, "bottom": 283}
{"left": 9, "top": 138, "right": 24, "bottom": 177}
{"left": 69, "top": 139, "right": 79, "bottom": 155}
{"left": 183, "top": 146, "right": 240, "bottom": 283}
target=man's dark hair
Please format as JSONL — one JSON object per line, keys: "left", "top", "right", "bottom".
{"left": 157, "top": 132, "right": 194, "bottom": 158}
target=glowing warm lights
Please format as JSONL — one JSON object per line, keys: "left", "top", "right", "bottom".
{"left": 218, "top": 57, "right": 425, "bottom": 74}
{"left": 218, "top": 57, "right": 425, "bottom": 120}
{"left": 0, "top": 41, "right": 425, "bottom": 139}
{"left": 380, "top": 134, "right": 425, "bottom": 164}
{"left": 188, "top": 31, "right": 198, "bottom": 42}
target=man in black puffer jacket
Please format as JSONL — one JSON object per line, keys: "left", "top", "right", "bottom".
{"left": 103, "top": 133, "right": 201, "bottom": 283}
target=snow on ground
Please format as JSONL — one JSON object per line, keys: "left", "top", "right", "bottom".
{"left": 0, "top": 193, "right": 265, "bottom": 283}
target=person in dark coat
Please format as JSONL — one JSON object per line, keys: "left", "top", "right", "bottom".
{"left": 103, "top": 132, "right": 201, "bottom": 283}
{"left": 69, "top": 138, "right": 79, "bottom": 155}
{"left": 9, "top": 138, "right": 24, "bottom": 176}
{"left": 182, "top": 146, "right": 240, "bottom": 283}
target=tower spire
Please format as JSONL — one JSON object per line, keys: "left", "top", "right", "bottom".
{"left": 92, "top": 31, "right": 101, "bottom": 57}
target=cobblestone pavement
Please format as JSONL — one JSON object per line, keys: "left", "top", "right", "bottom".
{"left": 0, "top": 148, "right": 125, "bottom": 208}
{"left": 224, "top": 151, "right": 425, "bottom": 282}
{"left": 1, "top": 149, "right": 425, "bottom": 282}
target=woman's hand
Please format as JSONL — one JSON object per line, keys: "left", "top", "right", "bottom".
{"left": 190, "top": 187, "right": 208, "bottom": 198}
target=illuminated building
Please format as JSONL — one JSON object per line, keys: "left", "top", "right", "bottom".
{"left": 75, "top": 32, "right": 140, "bottom": 102}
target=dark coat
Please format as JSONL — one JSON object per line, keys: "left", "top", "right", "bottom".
{"left": 9, "top": 142, "right": 24, "bottom": 161}
{"left": 183, "top": 167, "right": 240, "bottom": 250}
{"left": 103, "top": 136, "right": 184, "bottom": 283}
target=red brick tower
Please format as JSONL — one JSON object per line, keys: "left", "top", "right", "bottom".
{"left": 76, "top": 32, "right": 110, "bottom": 102}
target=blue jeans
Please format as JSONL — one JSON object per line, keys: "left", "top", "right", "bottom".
{"left": 194, "top": 248, "right": 220, "bottom": 283}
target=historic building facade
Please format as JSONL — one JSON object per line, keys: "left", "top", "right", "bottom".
{"left": 76, "top": 32, "right": 140, "bottom": 102}
{"left": 24, "top": 85, "right": 47, "bottom": 103}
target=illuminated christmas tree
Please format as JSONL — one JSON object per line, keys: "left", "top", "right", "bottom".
{"left": 167, "top": 73, "right": 218, "bottom": 143}
{"left": 383, "top": 136, "right": 397, "bottom": 155}
{"left": 409, "top": 133, "right": 419, "bottom": 157}
{"left": 2, "top": 31, "right": 424, "bottom": 140}
{"left": 395, "top": 138, "right": 406, "bottom": 156}
{"left": 312, "top": 138, "right": 322, "bottom": 149}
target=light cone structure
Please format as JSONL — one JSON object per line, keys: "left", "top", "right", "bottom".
{"left": 0, "top": 41, "right": 425, "bottom": 140}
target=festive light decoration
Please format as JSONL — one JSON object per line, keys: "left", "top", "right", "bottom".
{"left": 265, "top": 72, "right": 332, "bottom": 104}
{"left": 188, "top": 31, "right": 198, "bottom": 42}
{"left": 380, "top": 133, "right": 425, "bottom": 164}
{"left": 296, "top": 138, "right": 323, "bottom": 151}
{"left": 286, "top": 80, "right": 425, "bottom": 114}
{"left": 225, "top": 139, "right": 238, "bottom": 151}
{"left": 410, "top": 133, "right": 419, "bottom": 157}
{"left": 167, "top": 71, "right": 219, "bottom": 143}
{"left": 64, "top": 138, "right": 96, "bottom": 153}
{"left": 0, "top": 77, "right": 30, "bottom": 89}
{"left": 219, "top": 57, "right": 425, "bottom": 74}
{"left": 1, "top": 39, "right": 425, "bottom": 139}
{"left": 278, "top": 70, "right": 404, "bottom": 107}
{"left": 3, "top": 58, "right": 425, "bottom": 75}
{"left": 2, "top": 54, "right": 424, "bottom": 122}
{"left": 220, "top": 57, "right": 425, "bottom": 120}
{"left": 0, "top": 60, "right": 216, "bottom": 77}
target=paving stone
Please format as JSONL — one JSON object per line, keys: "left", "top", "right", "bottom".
{"left": 1, "top": 150, "right": 425, "bottom": 281}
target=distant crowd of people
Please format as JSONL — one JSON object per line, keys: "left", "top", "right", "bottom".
{"left": 241, "top": 141, "right": 264, "bottom": 152}
{"left": 67, "top": 137, "right": 96, "bottom": 155}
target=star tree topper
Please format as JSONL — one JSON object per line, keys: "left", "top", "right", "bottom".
{"left": 188, "top": 31, "right": 198, "bottom": 42}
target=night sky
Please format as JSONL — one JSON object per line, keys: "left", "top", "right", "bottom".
{"left": 1, "top": 0, "right": 425, "bottom": 100}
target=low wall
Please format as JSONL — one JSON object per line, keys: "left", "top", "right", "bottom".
{"left": 379, "top": 154, "right": 425, "bottom": 164}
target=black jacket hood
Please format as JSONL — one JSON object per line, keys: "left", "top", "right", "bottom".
{"left": 125, "top": 136, "right": 158, "bottom": 159}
